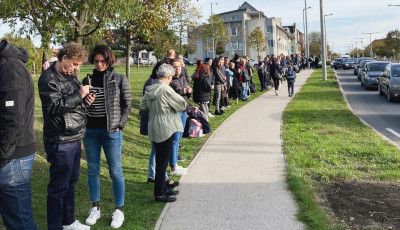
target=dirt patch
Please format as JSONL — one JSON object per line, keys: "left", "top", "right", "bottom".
{"left": 323, "top": 181, "right": 400, "bottom": 229}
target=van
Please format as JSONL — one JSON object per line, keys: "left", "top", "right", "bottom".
{"left": 340, "top": 55, "right": 350, "bottom": 59}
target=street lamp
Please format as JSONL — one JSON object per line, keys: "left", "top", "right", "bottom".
{"left": 355, "top": 37, "right": 368, "bottom": 57}
{"left": 210, "top": 2, "right": 218, "bottom": 59}
{"left": 304, "top": 0, "right": 310, "bottom": 68}
{"left": 302, "top": 6, "right": 311, "bottom": 59}
{"left": 319, "top": 0, "right": 327, "bottom": 80}
{"left": 324, "top": 13, "right": 333, "bottom": 62}
{"left": 388, "top": 4, "right": 400, "bottom": 6}
{"left": 362, "top": 32, "right": 378, "bottom": 57}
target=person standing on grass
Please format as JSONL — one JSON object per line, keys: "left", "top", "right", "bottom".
{"left": 38, "top": 42, "right": 92, "bottom": 230}
{"left": 81, "top": 45, "right": 131, "bottom": 229}
{"left": 0, "top": 40, "right": 38, "bottom": 230}
{"left": 140, "top": 63, "right": 186, "bottom": 203}
{"left": 212, "top": 57, "right": 225, "bottom": 115}
{"left": 169, "top": 59, "right": 191, "bottom": 175}
{"left": 228, "top": 61, "right": 241, "bottom": 104}
{"left": 193, "top": 60, "right": 212, "bottom": 117}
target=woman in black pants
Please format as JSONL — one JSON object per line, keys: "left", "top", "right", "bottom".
{"left": 140, "top": 63, "right": 186, "bottom": 202}
{"left": 270, "top": 58, "right": 282, "bottom": 96}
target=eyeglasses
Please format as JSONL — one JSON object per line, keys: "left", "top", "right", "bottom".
{"left": 94, "top": 59, "right": 106, "bottom": 64}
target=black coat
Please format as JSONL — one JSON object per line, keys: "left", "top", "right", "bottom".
{"left": 193, "top": 72, "right": 212, "bottom": 103}
{"left": 38, "top": 63, "right": 87, "bottom": 143}
{"left": 270, "top": 62, "right": 282, "bottom": 80}
{"left": 212, "top": 66, "right": 225, "bottom": 85}
{"left": 82, "top": 67, "right": 131, "bottom": 132}
{"left": 0, "top": 40, "right": 35, "bottom": 167}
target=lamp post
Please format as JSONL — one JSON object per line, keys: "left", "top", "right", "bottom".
{"left": 319, "top": 0, "right": 327, "bottom": 80}
{"left": 302, "top": 6, "right": 311, "bottom": 61}
{"left": 305, "top": 0, "right": 310, "bottom": 69}
{"left": 388, "top": 4, "right": 400, "bottom": 6}
{"left": 210, "top": 2, "right": 218, "bottom": 59}
{"left": 355, "top": 37, "right": 368, "bottom": 57}
{"left": 324, "top": 13, "right": 333, "bottom": 62}
{"left": 362, "top": 32, "right": 378, "bottom": 57}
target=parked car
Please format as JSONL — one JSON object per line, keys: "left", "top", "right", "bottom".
{"left": 248, "top": 59, "right": 258, "bottom": 68}
{"left": 341, "top": 58, "right": 356, "bottom": 70}
{"left": 360, "top": 61, "right": 390, "bottom": 90}
{"left": 354, "top": 57, "right": 374, "bottom": 76}
{"left": 134, "top": 58, "right": 153, "bottom": 65}
{"left": 183, "top": 58, "right": 195, "bottom": 66}
{"left": 378, "top": 63, "right": 400, "bottom": 102}
{"left": 333, "top": 58, "right": 344, "bottom": 70}
{"left": 331, "top": 58, "right": 339, "bottom": 68}
{"left": 357, "top": 60, "right": 374, "bottom": 80}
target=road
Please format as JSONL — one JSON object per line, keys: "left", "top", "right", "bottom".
{"left": 336, "top": 69, "right": 400, "bottom": 145}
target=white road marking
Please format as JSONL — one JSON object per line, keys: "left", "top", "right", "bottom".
{"left": 386, "top": 128, "right": 400, "bottom": 138}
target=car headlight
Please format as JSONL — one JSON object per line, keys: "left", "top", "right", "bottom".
{"left": 346, "top": 64, "right": 349, "bottom": 66}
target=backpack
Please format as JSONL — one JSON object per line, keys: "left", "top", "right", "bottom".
{"left": 286, "top": 70, "right": 296, "bottom": 81}
{"left": 188, "top": 119, "right": 204, "bottom": 138}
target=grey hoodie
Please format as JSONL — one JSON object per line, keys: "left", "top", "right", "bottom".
{"left": 140, "top": 80, "right": 186, "bottom": 143}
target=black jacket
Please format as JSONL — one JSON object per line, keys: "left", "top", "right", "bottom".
{"left": 270, "top": 62, "right": 282, "bottom": 80}
{"left": 0, "top": 40, "right": 35, "bottom": 167}
{"left": 82, "top": 67, "right": 131, "bottom": 132}
{"left": 38, "top": 63, "right": 87, "bottom": 143}
{"left": 193, "top": 72, "right": 212, "bottom": 103}
{"left": 170, "top": 75, "right": 191, "bottom": 110}
{"left": 212, "top": 66, "right": 225, "bottom": 85}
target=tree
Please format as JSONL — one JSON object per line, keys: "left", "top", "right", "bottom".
{"left": 201, "top": 14, "right": 229, "bottom": 58}
{"left": 308, "top": 31, "right": 321, "bottom": 57}
{"left": 385, "top": 30, "right": 400, "bottom": 58}
{"left": 373, "top": 39, "right": 391, "bottom": 58}
{"left": 149, "top": 29, "right": 179, "bottom": 61}
{"left": 170, "top": 0, "right": 202, "bottom": 55}
{"left": 247, "top": 28, "right": 267, "bottom": 58}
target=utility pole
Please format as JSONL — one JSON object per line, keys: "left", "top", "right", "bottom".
{"left": 355, "top": 37, "right": 368, "bottom": 57}
{"left": 305, "top": 0, "right": 310, "bottom": 69}
{"left": 362, "top": 32, "right": 378, "bottom": 57}
{"left": 319, "top": 0, "right": 327, "bottom": 80}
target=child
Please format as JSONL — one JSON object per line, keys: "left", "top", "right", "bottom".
{"left": 286, "top": 65, "right": 297, "bottom": 97}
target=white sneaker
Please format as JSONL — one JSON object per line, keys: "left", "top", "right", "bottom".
{"left": 63, "top": 220, "right": 90, "bottom": 230}
{"left": 177, "top": 165, "right": 187, "bottom": 172}
{"left": 170, "top": 167, "right": 187, "bottom": 176}
{"left": 85, "top": 207, "right": 100, "bottom": 226}
{"left": 207, "top": 112, "right": 214, "bottom": 118}
{"left": 275, "top": 90, "right": 279, "bottom": 96}
{"left": 110, "top": 209, "right": 124, "bottom": 229}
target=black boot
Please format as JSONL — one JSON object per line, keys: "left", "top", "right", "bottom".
{"left": 215, "top": 110, "right": 223, "bottom": 115}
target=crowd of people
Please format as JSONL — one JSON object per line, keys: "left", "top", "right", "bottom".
{"left": 0, "top": 38, "right": 308, "bottom": 229}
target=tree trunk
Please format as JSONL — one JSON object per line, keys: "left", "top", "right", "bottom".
{"left": 125, "top": 34, "right": 131, "bottom": 79}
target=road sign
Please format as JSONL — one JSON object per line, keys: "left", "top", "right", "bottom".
{"left": 370, "top": 50, "right": 373, "bottom": 57}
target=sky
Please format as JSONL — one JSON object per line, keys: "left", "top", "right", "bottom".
{"left": 1, "top": 0, "right": 400, "bottom": 54}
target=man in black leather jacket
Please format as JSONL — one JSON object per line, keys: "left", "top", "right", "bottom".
{"left": 38, "top": 42, "right": 92, "bottom": 230}
{"left": 0, "top": 40, "right": 38, "bottom": 230}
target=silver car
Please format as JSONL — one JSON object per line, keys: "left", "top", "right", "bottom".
{"left": 378, "top": 63, "right": 400, "bottom": 102}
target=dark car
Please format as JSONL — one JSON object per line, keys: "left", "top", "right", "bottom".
{"left": 357, "top": 60, "right": 374, "bottom": 80}
{"left": 333, "top": 58, "right": 345, "bottom": 70}
{"left": 341, "top": 58, "right": 356, "bottom": 70}
{"left": 378, "top": 63, "right": 400, "bottom": 102}
{"left": 183, "top": 58, "right": 195, "bottom": 66}
{"left": 331, "top": 58, "right": 339, "bottom": 68}
{"left": 360, "top": 61, "right": 390, "bottom": 90}
{"left": 354, "top": 57, "right": 374, "bottom": 76}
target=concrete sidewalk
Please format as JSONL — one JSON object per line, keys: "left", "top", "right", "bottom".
{"left": 155, "top": 70, "right": 314, "bottom": 230}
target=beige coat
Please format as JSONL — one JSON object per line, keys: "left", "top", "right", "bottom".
{"left": 140, "top": 80, "right": 186, "bottom": 143}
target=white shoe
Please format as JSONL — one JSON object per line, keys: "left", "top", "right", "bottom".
{"left": 207, "top": 112, "right": 214, "bottom": 118}
{"left": 110, "top": 209, "right": 124, "bottom": 228}
{"left": 275, "top": 90, "right": 278, "bottom": 95}
{"left": 176, "top": 165, "right": 187, "bottom": 172}
{"left": 85, "top": 207, "right": 100, "bottom": 226}
{"left": 63, "top": 220, "right": 90, "bottom": 230}
{"left": 170, "top": 167, "right": 187, "bottom": 176}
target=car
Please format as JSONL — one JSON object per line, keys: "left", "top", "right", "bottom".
{"left": 354, "top": 57, "right": 374, "bottom": 76}
{"left": 378, "top": 63, "right": 400, "bottom": 102}
{"left": 248, "top": 59, "right": 258, "bottom": 68}
{"left": 183, "top": 58, "right": 195, "bottom": 66}
{"left": 333, "top": 58, "right": 345, "bottom": 70}
{"left": 341, "top": 58, "right": 356, "bottom": 70}
{"left": 134, "top": 58, "right": 153, "bottom": 65}
{"left": 331, "top": 58, "right": 339, "bottom": 68}
{"left": 360, "top": 61, "right": 390, "bottom": 90}
{"left": 357, "top": 60, "right": 374, "bottom": 80}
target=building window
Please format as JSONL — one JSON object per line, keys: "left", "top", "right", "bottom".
{"left": 231, "top": 27, "right": 237, "bottom": 36}
{"left": 267, "top": 26, "right": 273, "bottom": 33}
{"left": 268, "top": 40, "right": 274, "bottom": 47}
{"left": 225, "top": 43, "right": 230, "bottom": 52}
{"left": 238, "top": 42, "right": 243, "bottom": 50}
{"left": 231, "top": 15, "right": 240, "bottom": 21}
{"left": 231, "top": 42, "right": 238, "bottom": 50}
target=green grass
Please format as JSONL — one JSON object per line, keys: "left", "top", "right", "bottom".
{"left": 282, "top": 69, "right": 400, "bottom": 229}
{"left": 0, "top": 65, "right": 266, "bottom": 230}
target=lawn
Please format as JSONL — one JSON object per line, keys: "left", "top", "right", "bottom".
{"left": 0, "top": 64, "right": 266, "bottom": 230}
{"left": 283, "top": 69, "right": 400, "bottom": 229}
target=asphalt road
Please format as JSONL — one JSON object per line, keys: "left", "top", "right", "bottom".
{"left": 336, "top": 69, "right": 400, "bottom": 145}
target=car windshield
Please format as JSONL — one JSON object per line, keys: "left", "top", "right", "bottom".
{"left": 392, "top": 66, "right": 400, "bottom": 77}
{"left": 369, "top": 63, "right": 388, "bottom": 72}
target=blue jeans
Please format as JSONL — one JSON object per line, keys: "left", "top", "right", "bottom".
{"left": 45, "top": 141, "right": 81, "bottom": 230}
{"left": 0, "top": 154, "right": 37, "bottom": 230}
{"left": 241, "top": 81, "right": 249, "bottom": 100}
{"left": 148, "top": 142, "right": 169, "bottom": 180}
{"left": 169, "top": 111, "right": 187, "bottom": 168}
{"left": 83, "top": 129, "right": 125, "bottom": 207}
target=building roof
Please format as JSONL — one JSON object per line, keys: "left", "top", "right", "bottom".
{"left": 239, "top": 1, "right": 257, "bottom": 11}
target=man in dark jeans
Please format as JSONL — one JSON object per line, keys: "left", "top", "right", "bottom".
{"left": 38, "top": 42, "right": 93, "bottom": 230}
{"left": 0, "top": 40, "right": 38, "bottom": 230}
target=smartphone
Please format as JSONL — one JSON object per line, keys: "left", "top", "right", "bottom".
{"left": 90, "top": 88, "right": 99, "bottom": 95}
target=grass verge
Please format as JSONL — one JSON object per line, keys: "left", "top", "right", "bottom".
{"left": 0, "top": 65, "right": 266, "bottom": 230}
{"left": 282, "top": 69, "right": 400, "bottom": 229}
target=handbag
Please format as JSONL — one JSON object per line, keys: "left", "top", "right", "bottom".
{"left": 274, "top": 67, "right": 282, "bottom": 79}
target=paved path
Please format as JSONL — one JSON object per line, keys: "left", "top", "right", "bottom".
{"left": 156, "top": 70, "right": 314, "bottom": 230}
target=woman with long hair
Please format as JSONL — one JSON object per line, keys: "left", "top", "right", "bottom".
{"left": 193, "top": 60, "right": 212, "bottom": 117}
